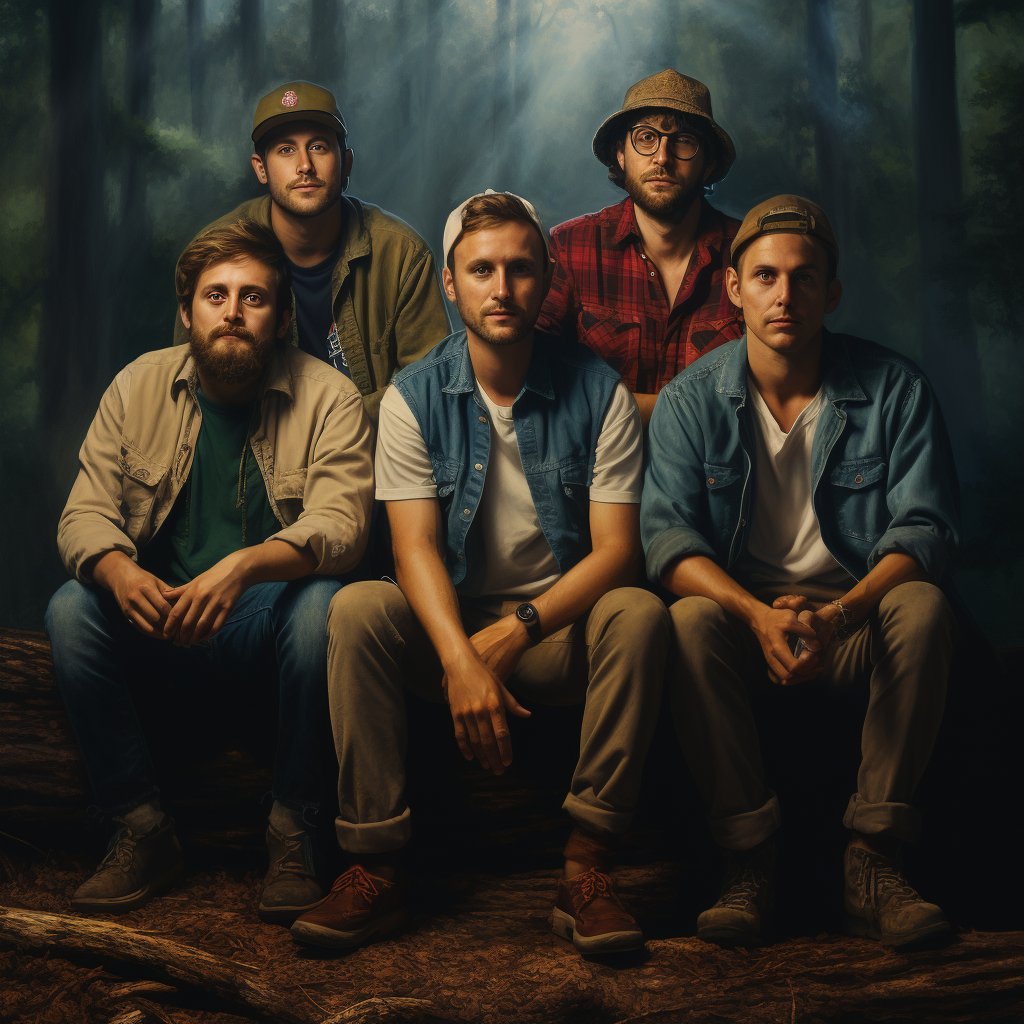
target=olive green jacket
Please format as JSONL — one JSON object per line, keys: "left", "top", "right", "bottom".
{"left": 173, "top": 195, "right": 450, "bottom": 424}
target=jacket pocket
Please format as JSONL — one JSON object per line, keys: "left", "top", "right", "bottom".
{"left": 118, "top": 445, "right": 168, "bottom": 527}
{"left": 273, "top": 467, "right": 307, "bottom": 501}
{"left": 579, "top": 308, "right": 640, "bottom": 376}
{"left": 831, "top": 458, "right": 887, "bottom": 542}
{"left": 704, "top": 462, "right": 743, "bottom": 547}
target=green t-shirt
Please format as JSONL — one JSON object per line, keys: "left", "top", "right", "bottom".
{"left": 144, "top": 388, "right": 279, "bottom": 587}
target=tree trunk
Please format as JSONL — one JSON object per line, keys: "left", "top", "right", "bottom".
{"left": 310, "top": 0, "right": 342, "bottom": 96}
{"left": 239, "top": 0, "right": 266, "bottom": 102}
{"left": 911, "top": 0, "right": 986, "bottom": 482}
{"left": 187, "top": 0, "right": 206, "bottom": 136}
{"left": 806, "top": 0, "right": 846, "bottom": 246}
{"left": 859, "top": 0, "right": 873, "bottom": 73}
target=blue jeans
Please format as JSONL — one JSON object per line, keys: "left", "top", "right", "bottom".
{"left": 45, "top": 577, "right": 340, "bottom": 818}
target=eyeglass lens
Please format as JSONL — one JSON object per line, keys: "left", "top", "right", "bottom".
{"left": 631, "top": 126, "right": 700, "bottom": 160}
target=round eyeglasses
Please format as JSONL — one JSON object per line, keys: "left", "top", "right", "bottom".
{"left": 629, "top": 125, "right": 701, "bottom": 161}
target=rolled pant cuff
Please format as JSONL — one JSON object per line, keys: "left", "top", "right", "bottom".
{"left": 562, "top": 794, "right": 631, "bottom": 836}
{"left": 335, "top": 808, "right": 411, "bottom": 855}
{"left": 843, "top": 794, "right": 921, "bottom": 843}
{"left": 94, "top": 787, "right": 162, "bottom": 822}
{"left": 708, "top": 791, "right": 781, "bottom": 851}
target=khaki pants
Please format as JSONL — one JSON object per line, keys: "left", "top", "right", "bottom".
{"left": 669, "top": 580, "right": 955, "bottom": 850}
{"left": 327, "top": 581, "right": 670, "bottom": 855}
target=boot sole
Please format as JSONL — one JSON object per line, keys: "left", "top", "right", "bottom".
{"left": 697, "top": 921, "right": 762, "bottom": 948}
{"left": 71, "top": 861, "right": 184, "bottom": 915}
{"left": 844, "top": 913, "right": 951, "bottom": 947}
{"left": 551, "top": 906, "right": 645, "bottom": 953}
{"left": 290, "top": 907, "right": 407, "bottom": 948}
{"left": 257, "top": 896, "right": 326, "bottom": 926}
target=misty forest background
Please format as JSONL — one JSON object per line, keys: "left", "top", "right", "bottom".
{"left": 0, "top": 0, "right": 1021, "bottom": 644}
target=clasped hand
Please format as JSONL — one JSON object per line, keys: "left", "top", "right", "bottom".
{"left": 442, "top": 614, "right": 532, "bottom": 776}
{"left": 753, "top": 596, "right": 840, "bottom": 685}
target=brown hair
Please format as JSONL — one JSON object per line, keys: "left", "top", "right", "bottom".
{"left": 446, "top": 192, "right": 547, "bottom": 273}
{"left": 175, "top": 220, "right": 292, "bottom": 316}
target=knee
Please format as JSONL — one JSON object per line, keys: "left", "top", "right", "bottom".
{"left": 669, "top": 595, "right": 731, "bottom": 647}
{"left": 327, "top": 580, "right": 409, "bottom": 651}
{"left": 45, "top": 580, "right": 107, "bottom": 657}
{"left": 279, "top": 577, "right": 341, "bottom": 646}
{"left": 881, "top": 581, "right": 956, "bottom": 643}
{"left": 599, "top": 587, "right": 671, "bottom": 639}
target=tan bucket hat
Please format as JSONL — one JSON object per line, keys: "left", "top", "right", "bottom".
{"left": 593, "top": 70, "right": 736, "bottom": 185}
{"left": 731, "top": 195, "right": 839, "bottom": 267}
{"left": 252, "top": 81, "right": 346, "bottom": 145}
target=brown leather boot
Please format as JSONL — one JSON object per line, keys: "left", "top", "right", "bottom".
{"left": 72, "top": 817, "right": 183, "bottom": 914}
{"left": 551, "top": 867, "right": 644, "bottom": 953}
{"left": 844, "top": 839, "right": 950, "bottom": 947}
{"left": 697, "top": 838, "right": 775, "bottom": 947}
{"left": 290, "top": 865, "right": 406, "bottom": 948}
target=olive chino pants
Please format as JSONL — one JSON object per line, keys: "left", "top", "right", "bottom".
{"left": 669, "top": 580, "right": 955, "bottom": 850}
{"left": 327, "top": 581, "right": 670, "bottom": 855}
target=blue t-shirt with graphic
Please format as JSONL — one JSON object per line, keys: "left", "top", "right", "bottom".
{"left": 286, "top": 244, "right": 350, "bottom": 377}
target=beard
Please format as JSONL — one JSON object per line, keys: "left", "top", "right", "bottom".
{"left": 268, "top": 173, "right": 342, "bottom": 218}
{"left": 624, "top": 168, "right": 704, "bottom": 225}
{"left": 455, "top": 297, "right": 534, "bottom": 348}
{"left": 189, "top": 323, "right": 274, "bottom": 385}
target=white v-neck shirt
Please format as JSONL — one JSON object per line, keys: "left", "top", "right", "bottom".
{"left": 739, "top": 377, "right": 852, "bottom": 587}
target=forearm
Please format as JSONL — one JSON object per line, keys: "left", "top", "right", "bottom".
{"left": 232, "top": 539, "right": 317, "bottom": 586}
{"left": 91, "top": 549, "right": 139, "bottom": 591}
{"left": 838, "top": 552, "right": 929, "bottom": 623}
{"left": 662, "top": 554, "right": 764, "bottom": 628}
{"left": 532, "top": 539, "right": 641, "bottom": 638}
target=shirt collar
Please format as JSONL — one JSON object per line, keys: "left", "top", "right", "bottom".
{"left": 610, "top": 197, "right": 726, "bottom": 257}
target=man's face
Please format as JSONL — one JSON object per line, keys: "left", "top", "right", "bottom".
{"left": 251, "top": 121, "right": 352, "bottom": 218}
{"left": 615, "top": 110, "right": 715, "bottom": 224}
{"left": 442, "top": 221, "right": 551, "bottom": 348}
{"left": 180, "top": 258, "right": 290, "bottom": 386}
{"left": 726, "top": 233, "right": 842, "bottom": 356}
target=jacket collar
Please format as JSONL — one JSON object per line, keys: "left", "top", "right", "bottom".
{"left": 610, "top": 197, "right": 726, "bottom": 258}
{"left": 442, "top": 330, "right": 557, "bottom": 402}
{"left": 716, "top": 329, "right": 868, "bottom": 404}
{"left": 171, "top": 344, "right": 294, "bottom": 403}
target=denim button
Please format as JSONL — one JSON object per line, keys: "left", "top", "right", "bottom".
{"left": 854, "top": 474, "right": 863, "bottom": 483}
{"left": 463, "top": 508, "right": 471, "bottom": 515}
{"left": 475, "top": 463, "right": 483, "bottom": 471}
{"left": 478, "top": 415, "right": 487, "bottom": 423}
{"left": 707, "top": 477, "right": 715, "bottom": 485}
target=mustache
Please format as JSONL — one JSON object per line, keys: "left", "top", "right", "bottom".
{"left": 483, "top": 302, "right": 526, "bottom": 317}
{"left": 287, "top": 175, "right": 327, "bottom": 189}
{"left": 641, "top": 171, "right": 681, "bottom": 184}
{"left": 209, "top": 324, "right": 258, "bottom": 344}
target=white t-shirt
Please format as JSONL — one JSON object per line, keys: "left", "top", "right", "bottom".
{"left": 375, "top": 381, "right": 643, "bottom": 602}
{"left": 738, "top": 377, "right": 853, "bottom": 587}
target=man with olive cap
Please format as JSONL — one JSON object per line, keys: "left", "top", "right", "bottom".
{"left": 538, "top": 70, "right": 743, "bottom": 425}
{"left": 289, "top": 190, "right": 669, "bottom": 953}
{"left": 642, "top": 195, "right": 960, "bottom": 948}
{"left": 174, "top": 81, "right": 450, "bottom": 424}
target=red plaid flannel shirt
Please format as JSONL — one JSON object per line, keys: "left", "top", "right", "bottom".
{"left": 537, "top": 198, "right": 743, "bottom": 392}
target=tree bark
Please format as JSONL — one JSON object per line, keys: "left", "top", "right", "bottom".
{"left": 187, "top": 0, "right": 206, "bottom": 136}
{"left": 911, "top": 0, "right": 986, "bottom": 481}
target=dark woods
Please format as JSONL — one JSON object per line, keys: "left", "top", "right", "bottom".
{"left": 0, "top": 0, "right": 1022, "bottom": 642}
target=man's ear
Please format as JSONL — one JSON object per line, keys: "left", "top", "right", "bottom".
{"left": 343, "top": 147, "right": 354, "bottom": 183}
{"left": 251, "top": 152, "right": 268, "bottom": 185}
{"left": 616, "top": 140, "right": 626, "bottom": 174}
{"left": 825, "top": 277, "right": 843, "bottom": 315}
{"left": 725, "top": 265, "right": 742, "bottom": 309}
{"left": 179, "top": 304, "right": 192, "bottom": 331}
{"left": 442, "top": 266, "right": 457, "bottom": 303}
{"left": 701, "top": 155, "right": 718, "bottom": 184}
{"left": 276, "top": 306, "right": 292, "bottom": 340}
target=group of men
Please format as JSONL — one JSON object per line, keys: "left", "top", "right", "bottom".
{"left": 46, "top": 70, "right": 960, "bottom": 955}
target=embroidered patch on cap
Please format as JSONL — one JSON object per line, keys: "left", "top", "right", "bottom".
{"left": 281, "top": 91, "right": 299, "bottom": 107}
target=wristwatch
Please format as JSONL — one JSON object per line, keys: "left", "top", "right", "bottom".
{"left": 515, "top": 602, "right": 543, "bottom": 645}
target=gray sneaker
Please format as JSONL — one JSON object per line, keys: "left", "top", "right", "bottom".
{"left": 257, "top": 825, "right": 324, "bottom": 924}
{"left": 697, "top": 838, "right": 775, "bottom": 947}
{"left": 844, "top": 841, "right": 950, "bottom": 947}
{"left": 72, "top": 817, "right": 183, "bottom": 914}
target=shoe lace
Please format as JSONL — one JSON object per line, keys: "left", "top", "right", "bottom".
{"left": 568, "top": 868, "right": 622, "bottom": 915}
{"left": 330, "top": 865, "right": 381, "bottom": 902}
{"left": 715, "top": 844, "right": 773, "bottom": 910}
{"left": 96, "top": 818, "right": 137, "bottom": 873}
{"left": 268, "top": 831, "right": 315, "bottom": 881}
{"left": 857, "top": 851, "right": 921, "bottom": 910}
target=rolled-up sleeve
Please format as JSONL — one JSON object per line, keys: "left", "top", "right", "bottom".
{"left": 868, "top": 375, "right": 961, "bottom": 580}
{"left": 641, "top": 386, "right": 718, "bottom": 584}
{"left": 57, "top": 368, "right": 139, "bottom": 581}
{"left": 268, "top": 390, "right": 376, "bottom": 576}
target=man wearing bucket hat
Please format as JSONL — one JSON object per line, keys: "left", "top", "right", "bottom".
{"left": 289, "top": 190, "right": 669, "bottom": 953}
{"left": 641, "top": 195, "right": 959, "bottom": 947}
{"left": 538, "top": 70, "right": 743, "bottom": 426}
{"left": 173, "top": 81, "right": 450, "bottom": 425}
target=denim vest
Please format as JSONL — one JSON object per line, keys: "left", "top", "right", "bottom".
{"left": 392, "top": 330, "right": 621, "bottom": 592}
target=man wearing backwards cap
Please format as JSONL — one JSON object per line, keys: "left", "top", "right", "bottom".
{"left": 642, "top": 195, "right": 960, "bottom": 948}
{"left": 290, "top": 190, "right": 669, "bottom": 953}
{"left": 173, "top": 81, "right": 450, "bottom": 424}
{"left": 538, "top": 70, "right": 743, "bottom": 426}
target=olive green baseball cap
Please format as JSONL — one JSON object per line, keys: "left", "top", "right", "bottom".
{"left": 252, "top": 81, "right": 346, "bottom": 145}
{"left": 731, "top": 195, "right": 839, "bottom": 268}
{"left": 593, "top": 70, "right": 736, "bottom": 185}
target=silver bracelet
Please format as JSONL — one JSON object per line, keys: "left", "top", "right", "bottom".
{"left": 830, "top": 599, "right": 854, "bottom": 641}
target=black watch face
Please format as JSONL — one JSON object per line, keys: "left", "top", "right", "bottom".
{"left": 517, "top": 604, "right": 536, "bottom": 623}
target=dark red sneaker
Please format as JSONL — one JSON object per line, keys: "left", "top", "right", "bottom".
{"left": 289, "top": 865, "right": 406, "bottom": 948}
{"left": 551, "top": 867, "right": 644, "bottom": 953}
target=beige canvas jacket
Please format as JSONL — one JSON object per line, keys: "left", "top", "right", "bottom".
{"left": 57, "top": 344, "right": 375, "bottom": 582}
{"left": 173, "top": 195, "right": 451, "bottom": 424}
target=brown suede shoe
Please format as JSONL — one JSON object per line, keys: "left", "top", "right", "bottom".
{"left": 844, "top": 841, "right": 950, "bottom": 947}
{"left": 72, "top": 817, "right": 183, "bottom": 915}
{"left": 289, "top": 865, "right": 406, "bottom": 948}
{"left": 551, "top": 867, "right": 644, "bottom": 953}
{"left": 257, "top": 825, "right": 324, "bottom": 925}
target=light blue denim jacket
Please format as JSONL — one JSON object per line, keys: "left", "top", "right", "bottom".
{"left": 392, "top": 330, "right": 620, "bottom": 593}
{"left": 641, "top": 331, "right": 961, "bottom": 585}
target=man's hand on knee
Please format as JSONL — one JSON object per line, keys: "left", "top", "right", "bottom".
{"left": 750, "top": 603, "right": 819, "bottom": 685}
{"left": 162, "top": 549, "right": 250, "bottom": 647}
{"left": 92, "top": 550, "right": 175, "bottom": 638}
